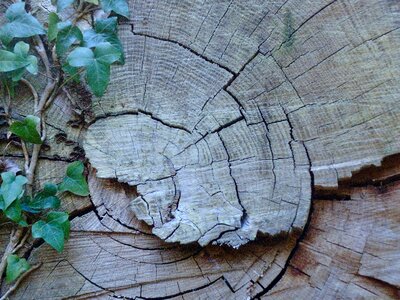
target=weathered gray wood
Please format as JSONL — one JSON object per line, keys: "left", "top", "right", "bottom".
{"left": 84, "top": 25, "right": 311, "bottom": 248}
{"left": 1, "top": 0, "right": 400, "bottom": 299}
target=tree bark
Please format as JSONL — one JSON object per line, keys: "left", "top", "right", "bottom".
{"left": 1, "top": 0, "right": 400, "bottom": 299}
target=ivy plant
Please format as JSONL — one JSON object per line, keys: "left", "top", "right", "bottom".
{"left": 0, "top": 0, "right": 128, "bottom": 297}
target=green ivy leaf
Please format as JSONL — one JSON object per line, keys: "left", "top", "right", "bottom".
{"left": 0, "top": 3, "right": 45, "bottom": 45}
{"left": 32, "top": 212, "right": 70, "bottom": 253}
{"left": 62, "top": 64, "right": 80, "bottom": 83}
{"left": 85, "top": 0, "right": 99, "bottom": 4}
{"left": 0, "top": 41, "right": 38, "bottom": 80}
{"left": 100, "top": 0, "right": 129, "bottom": 18}
{"left": 29, "top": 183, "right": 60, "bottom": 210}
{"left": 25, "top": 55, "right": 38, "bottom": 75}
{"left": 94, "top": 42, "right": 121, "bottom": 64}
{"left": 0, "top": 50, "right": 31, "bottom": 72}
{"left": 3, "top": 199, "right": 27, "bottom": 226}
{"left": 6, "top": 255, "right": 30, "bottom": 283}
{"left": 48, "top": 211, "right": 71, "bottom": 240}
{"left": 1, "top": 172, "right": 27, "bottom": 209}
{"left": 86, "top": 59, "right": 110, "bottom": 97}
{"left": 10, "top": 115, "right": 42, "bottom": 144}
{"left": 56, "top": 23, "right": 83, "bottom": 57}
{"left": 67, "top": 47, "right": 94, "bottom": 67}
{"left": 0, "top": 195, "right": 4, "bottom": 210}
{"left": 48, "top": 12, "right": 61, "bottom": 41}
{"left": 6, "top": 42, "right": 39, "bottom": 81}
{"left": 86, "top": 43, "right": 120, "bottom": 96}
{"left": 67, "top": 42, "right": 120, "bottom": 96}
{"left": 13, "top": 41, "right": 29, "bottom": 57}
{"left": 58, "top": 161, "right": 89, "bottom": 196}
{"left": 83, "top": 17, "right": 124, "bottom": 63}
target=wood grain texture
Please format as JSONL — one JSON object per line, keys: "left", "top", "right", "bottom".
{"left": 84, "top": 20, "right": 312, "bottom": 249}
{"left": 262, "top": 181, "right": 400, "bottom": 299}
{"left": 1, "top": 0, "right": 400, "bottom": 298}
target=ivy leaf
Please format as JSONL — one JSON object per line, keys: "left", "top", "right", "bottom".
{"left": 7, "top": 42, "right": 39, "bottom": 81}
{"left": 32, "top": 212, "right": 70, "bottom": 253}
{"left": 86, "top": 43, "right": 120, "bottom": 96}
{"left": 29, "top": 183, "right": 60, "bottom": 210}
{"left": 62, "top": 64, "right": 80, "bottom": 83}
{"left": 0, "top": 3, "right": 45, "bottom": 45}
{"left": 54, "top": 0, "right": 76, "bottom": 12}
{"left": 67, "top": 47, "right": 94, "bottom": 67}
{"left": 100, "top": 0, "right": 129, "bottom": 18}
{"left": 13, "top": 41, "right": 29, "bottom": 57}
{"left": 3, "top": 199, "right": 28, "bottom": 226}
{"left": 66, "top": 43, "right": 120, "bottom": 96}
{"left": 56, "top": 23, "right": 83, "bottom": 57}
{"left": 86, "top": 60, "right": 110, "bottom": 97}
{"left": 25, "top": 55, "right": 39, "bottom": 75}
{"left": 0, "top": 195, "right": 4, "bottom": 210}
{"left": 1, "top": 172, "right": 27, "bottom": 209}
{"left": 85, "top": 0, "right": 99, "bottom": 4}
{"left": 10, "top": 115, "right": 42, "bottom": 144}
{"left": 6, "top": 255, "right": 30, "bottom": 283}
{"left": 0, "top": 50, "right": 31, "bottom": 72}
{"left": 94, "top": 42, "right": 121, "bottom": 64}
{"left": 48, "top": 12, "right": 61, "bottom": 41}
{"left": 48, "top": 211, "right": 71, "bottom": 240}
{"left": 4, "top": 199, "right": 21, "bottom": 221}
{"left": 83, "top": 17, "right": 124, "bottom": 63}
{"left": 58, "top": 161, "right": 89, "bottom": 196}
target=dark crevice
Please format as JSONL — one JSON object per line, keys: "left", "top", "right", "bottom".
{"left": 315, "top": 153, "right": 400, "bottom": 200}
{"left": 251, "top": 202, "right": 314, "bottom": 299}
{"left": 88, "top": 109, "right": 191, "bottom": 134}
{"left": 210, "top": 116, "right": 244, "bottom": 133}
{"left": 3, "top": 153, "right": 76, "bottom": 163}
{"left": 131, "top": 29, "right": 236, "bottom": 76}
{"left": 217, "top": 132, "right": 248, "bottom": 230}
{"left": 221, "top": 49, "right": 261, "bottom": 120}
{"left": 133, "top": 276, "right": 235, "bottom": 300}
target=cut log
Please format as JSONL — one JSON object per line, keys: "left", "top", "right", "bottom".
{"left": 84, "top": 0, "right": 400, "bottom": 248}
{"left": 83, "top": 23, "right": 312, "bottom": 249}
{"left": 1, "top": 0, "right": 400, "bottom": 299}
{"left": 262, "top": 181, "right": 400, "bottom": 299}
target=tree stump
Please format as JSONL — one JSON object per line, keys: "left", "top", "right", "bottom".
{"left": 1, "top": 0, "right": 400, "bottom": 299}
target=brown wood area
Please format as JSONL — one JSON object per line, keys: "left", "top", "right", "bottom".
{"left": 1, "top": 0, "right": 399, "bottom": 299}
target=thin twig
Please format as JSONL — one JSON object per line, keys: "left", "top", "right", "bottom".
{"left": 0, "top": 263, "right": 42, "bottom": 300}
{"left": 36, "top": 71, "right": 56, "bottom": 81}
{"left": 72, "top": 1, "right": 93, "bottom": 25}
{"left": 20, "top": 78, "right": 39, "bottom": 109}
{"left": 26, "top": 143, "right": 41, "bottom": 196}
{"left": 12, "top": 229, "right": 30, "bottom": 254}
{"left": 3, "top": 81, "right": 11, "bottom": 116}
{"left": 2, "top": 141, "right": 13, "bottom": 158}
{"left": 21, "top": 141, "right": 30, "bottom": 172}
{"left": 0, "top": 228, "right": 23, "bottom": 286}
{"left": 33, "top": 36, "right": 51, "bottom": 82}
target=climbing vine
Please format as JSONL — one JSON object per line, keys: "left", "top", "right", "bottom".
{"left": 0, "top": 0, "right": 128, "bottom": 297}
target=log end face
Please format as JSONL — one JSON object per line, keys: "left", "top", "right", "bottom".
{"left": 84, "top": 112, "right": 312, "bottom": 248}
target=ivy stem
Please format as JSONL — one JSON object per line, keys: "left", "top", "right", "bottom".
{"left": 12, "top": 229, "right": 31, "bottom": 254}
{"left": 20, "top": 78, "right": 39, "bottom": 109}
{"left": 33, "top": 37, "right": 51, "bottom": 82}
{"left": 0, "top": 227, "right": 24, "bottom": 287}
{"left": 21, "top": 141, "right": 30, "bottom": 173}
{"left": 25, "top": 36, "right": 60, "bottom": 195}
{"left": 0, "top": 263, "right": 42, "bottom": 300}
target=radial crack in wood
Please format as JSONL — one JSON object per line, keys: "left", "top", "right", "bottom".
{"left": 83, "top": 26, "right": 311, "bottom": 247}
